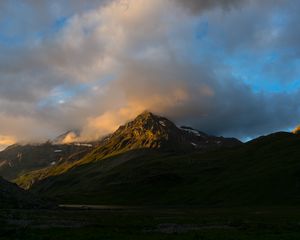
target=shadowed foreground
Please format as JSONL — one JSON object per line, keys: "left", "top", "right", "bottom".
{"left": 1, "top": 206, "right": 300, "bottom": 240}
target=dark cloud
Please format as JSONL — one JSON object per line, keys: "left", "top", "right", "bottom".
{"left": 174, "top": 0, "right": 248, "bottom": 13}
{"left": 116, "top": 58, "right": 300, "bottom": 139}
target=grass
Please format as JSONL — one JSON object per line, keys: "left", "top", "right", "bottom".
{"left": 1, "top": 206, "right": 300, "bottom": 239}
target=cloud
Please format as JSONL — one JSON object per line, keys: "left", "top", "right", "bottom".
{"left": 293, "top": 126, "right": 300, "bottom": 134}
{"left": 174, "top": 0, "right": 248, "bottom": 13}
{"left": 0, "top": 135, "right": 16, "bottom": 150}
{"left": 0, "top": 0, "right": 108, "bottom": 39}
{"left": 0, "top": 0, "right": 300, "bottom": 148}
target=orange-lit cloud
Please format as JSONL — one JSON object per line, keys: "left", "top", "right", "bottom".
{"left": 0, "top": 135, "right": 16, "bottom": 145}
{"left": 0, "top": 135, "right": 16, "bottom": 150}
{"left": 293, "top": 126, "right": 300, "bottom": 134}
{"left": 61, "top": 132, "right": 79, "bottom": 144}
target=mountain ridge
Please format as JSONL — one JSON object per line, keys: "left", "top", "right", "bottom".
{"left": 3, "top": 112, "right": 300, "bottom": 207}
{"left": 91, "top": 111, "right": 241, "bottom": 153}
{"left": 15, "top": 111, "right": 241, "bottom": 189}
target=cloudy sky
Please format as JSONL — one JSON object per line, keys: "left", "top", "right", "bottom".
{"left": 0, "top": 0, "right": 299, "bottom": 148}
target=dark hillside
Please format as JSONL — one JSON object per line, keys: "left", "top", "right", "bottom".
{"left": 26, "top": 132, "right": 300, "bottom": 207}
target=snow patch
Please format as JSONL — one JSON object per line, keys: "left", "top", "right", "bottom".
{"left": 181, "top": 127, "right": 202, "bottom": 137}
{"left": 0, "top": 161, "right": 7, "bottom": 168}
{"left": 74, "top": 143, "right": 93, "bottom": 147}
{"left": 159, "top": 121, "right": 166, "bottom": 127}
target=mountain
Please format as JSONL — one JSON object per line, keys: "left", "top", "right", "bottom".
{"left": 2, "top": 112, "right": 300, "bottom": 208}
{"left": 24, "top": 131, "right": 300, "bottom": 207}
{"left": 52, "top": 130, "right": 80, "bottom": 144}
{"left": 83, "top": 111, "right": 241, "bottom": 155}
{"left": 0, "top": 177, "right": 50, "bottom": 209}
{"left": 0, "top": 142, "right": 93, "bottom": 180}
{"left": 15, "top": 111, "right": 241, "bottom": 189}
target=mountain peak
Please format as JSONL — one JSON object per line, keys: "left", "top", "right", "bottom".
{"left": 138, "top": 110, "right": 155, "bottom": 118}
{"left": 114, "top": 111, "right": 174, "bottom": 138}
{"left": 134, "top": 111, "right": 163, "bottom": 123}
{"left": 95, "top": 111, "right": 241, "bottom": 154}
{"left": 135, "top": 110, "right": 156, "bottom": 121}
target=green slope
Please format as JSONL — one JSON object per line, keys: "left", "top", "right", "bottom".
{"left": 24, "top": 131, "right": 300, "bottom": 206}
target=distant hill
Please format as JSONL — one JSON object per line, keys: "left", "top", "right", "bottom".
{"left": 25, "top": 131, "right": 300, "bottom": 207}
{"left": 15, "top": 111, "right": 241, "bottom": 189}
